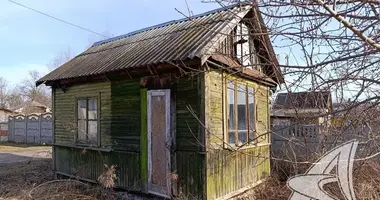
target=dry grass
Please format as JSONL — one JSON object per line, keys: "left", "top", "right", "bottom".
{"left": 0, "top": 143, "right": 50, "bottom": 152}
{"left": 97, "top": 164, "right": 117, "bottom": 189}
{"left": 237, "top": 159, "right": 380, "bottom": 200}
{"left": 0, "top": 159, "right": 116, "bottom": 200}
{"left": 6, "top": 154, "right": 380, "bottom": 199}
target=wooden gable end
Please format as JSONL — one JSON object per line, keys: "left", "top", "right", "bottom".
{"left": 210, "top": 9, "right": 282, "bottom": 85}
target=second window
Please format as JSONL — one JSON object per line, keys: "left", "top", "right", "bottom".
{"left": 226, "top": 79, "right": 256, "bottom": 146}
{"left": 77, "top": 97, "right": 98, "bottom": 145}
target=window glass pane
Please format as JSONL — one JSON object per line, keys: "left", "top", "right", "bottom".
{"left": 237, "top": 44, "right": 243, "bottom": 64}
{"left": 88, "top": 99, "right": 97, "bottom": 120}
{"left": 77, "top": 100, "right": 87, "bottom": 120}
{"left": 248, "top": 87, "right": 255, "bottom": 140}
{"left": 241, "top": 23, "right": 251, "bottom": 66}
{"left": 228, "top": 132, "right": 236, "bottom": 145}
{"left": 237, "top": 84, "right": 247, "bottom": 143}
{"left": 242, "top": 43, "right": 251, "bottom": 66}
{"left": 236, "top": 24, "right": 243, "bottom": 64}
{"left": 238, "top": 130, "right": 248, "bottom": 144}
{"left": 241, "top": 23, "right": 249, "bottom": 40}
{"left": 227, "top": 81, "right": 236, "bottom": 144}
{"left": 88, "top": 121, "right": 97, "bottom": 143}
{"left": 236, "top": 23, "right": 242, "bottom": 40}
{"left": 250, "top": 39, "right": 257, "bottom": 69}
{"left": 77, "top": 119, "right": 87, "bottom": 141}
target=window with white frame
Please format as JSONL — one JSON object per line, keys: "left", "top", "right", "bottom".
{"left": 77, "top": 97, "right": 98, "bottom": 145}
{"left": 226, "top": 79, "right": 256, "bottom": 147}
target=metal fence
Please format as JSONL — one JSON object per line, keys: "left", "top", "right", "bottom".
{"left": 8, "top": 113, "right": 53, "bottom": 144}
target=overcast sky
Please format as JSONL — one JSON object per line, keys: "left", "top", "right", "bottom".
{"left": 0, "top": 0, "right": 219, "bottom": 86}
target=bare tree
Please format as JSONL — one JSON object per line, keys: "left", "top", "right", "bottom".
{"left": 200, "top": 0, "right": 380, "bottom": 137}
{"left": 6, "top": 88, "right": 24, "bottom": 109}
{"left": 185, "top": 1, "right": 380, "bottom": 197}
{"left": 47, "top": 47, "right": 75, "bottom": 71}
{"left": 0, "top": 78, "right": 8, "bottom": 108}
{"left": 17, "top": 70, "right": 51, "bottom": 107}
{"left": 255, "top": 0, "right": 380, "bottom": 103}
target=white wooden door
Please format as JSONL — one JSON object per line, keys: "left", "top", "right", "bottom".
{"left": 147, "top": 89, "right": 171, "bottom": 198}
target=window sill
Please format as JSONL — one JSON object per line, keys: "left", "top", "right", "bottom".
{"left": 224, "top": 142, "right": 270, "bottom": 151}
{"left": 53, "top": 143, "right": 113, "bottom": 153}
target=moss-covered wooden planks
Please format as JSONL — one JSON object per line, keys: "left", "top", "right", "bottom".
{"left": 175, "top": 76, "right": 201, "bottom": 151}
{"left": 204, "top": 69, "right": 271, "bottom": 199}
{"left": 54, "top": 146, "right": 142, "bottom": 190}
{"left": 204, "top": 69, "right": 270, "bottom": 148}
{"left": 110, "top": 79, "right": 141, "bottom": 152}
{"left": 206, "top": 145, "right": 270, "bottom": 199}
{"left": 54, "top": 82, "right": 112, "bottom": 146}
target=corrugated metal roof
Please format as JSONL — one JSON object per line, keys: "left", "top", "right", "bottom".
{"left": 37, "top": 4, "right": 252, "bottom": 85}
{"left": 272, "top": 91, "right": 332, "bottom": 110}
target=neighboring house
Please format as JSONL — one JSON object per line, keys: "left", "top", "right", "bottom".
{"left": 331, "top": 102, "right": 380, "bottom": 136}
{"left": 12, "top": 100, "right": 51, "bottom": 115}
{"left": 0, "top": 108, "right": 14, "bottom": 141}
{"left": 271, "top": 91, "right": 333, "bottom": 127}
{"left": 0, "top": 107, "right": 15, "bottom": 122}
{"left": 270, "top": 91, "right": 332, "bottom": 157}
{"left": 36, "top": 4, "right": 283, "bottom": 200}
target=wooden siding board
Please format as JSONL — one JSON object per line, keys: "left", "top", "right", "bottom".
{"left": 53, "top": 75, "right": 206, "bottom": 197}
{"left": 206, "top": 146, "right": 270, "bottom": 199}
{"left": 54, "top": 82, "right": 112, "bottom": 145}
{"left": 53, "top": 80, "right": 143, "bottom": 190}
{"left": 205, "top": 70, "right": 270, "bottom": 147}
{"left": 140, "top": 88, "right": 148, "bottom": 192}
{"left": 55, "top": 146, "right": 141, "bottom": 190}
{"left": 110, "top": 79, "right": 141, "bottom": 151}
{"left": 176, "top": 151, "right": 204, "bottom": 200}
{"left": 175, "top": 76, "right": 201, "bottom": 151}
{"left": 204, "top": 69, "right": 271, "bottom": 199}
{"left": 172, "top": 76, "right": 205, "bottom": 199}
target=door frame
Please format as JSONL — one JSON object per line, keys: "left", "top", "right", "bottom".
{"left": 147, "top": 89, "right": 171, "bottom": 198}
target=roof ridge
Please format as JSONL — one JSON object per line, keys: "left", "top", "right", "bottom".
{"left": 92, "top": 3, "right": 249, "bottom": 47}
{"left": 277, "top": 90, "right": 330, "bottom": 94}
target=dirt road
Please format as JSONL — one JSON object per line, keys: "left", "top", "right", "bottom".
{"left": 0, "top": 144, "right": 52, "bottom": 164}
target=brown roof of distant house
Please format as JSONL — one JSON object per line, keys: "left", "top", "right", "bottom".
{"left": 11, "top": 100, "right": 49, "bottom": 112}
{"left": 272, "top": 91, "right": 332, "bottom": 110}
{"left": 0, "top": 107, "right": 15, "bottom": 113}
{"left": 36, "top": 3, "right": 283, "bottom": 86}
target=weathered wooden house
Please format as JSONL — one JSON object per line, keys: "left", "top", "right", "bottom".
{"left": 0, "top": 107, "right": 15, "bottom": 122}
{"left": 36, "top": 4, "right": 283, "bottom": 200}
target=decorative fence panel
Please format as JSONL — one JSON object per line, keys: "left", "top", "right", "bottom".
{"left": 271, "top": 124, "right": 321, "bottom": 159}
{"left": 8, "top": 113, "right": 53, "bottom": 144}
{"left": 40, "top": 114, "right": 53, "bottom": 144}
{"left": 271, "top": 123, "right": 374, "bottom": 160}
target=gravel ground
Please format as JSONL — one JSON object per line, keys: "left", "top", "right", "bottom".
{"left": 0, "top": 144, "right": 51, "bottom": 164}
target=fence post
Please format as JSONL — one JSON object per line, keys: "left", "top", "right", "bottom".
{"left": 24, "top": 115, "right": 27, "bottom": 143}
{"left": 7, "top": 116, "right": 12, "bottom": 142}
{"left": 39, "top": 115, "right": 42, "bottom": 144}
{"left": 11, "top": 116, "right": 14, "bottom": 142}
